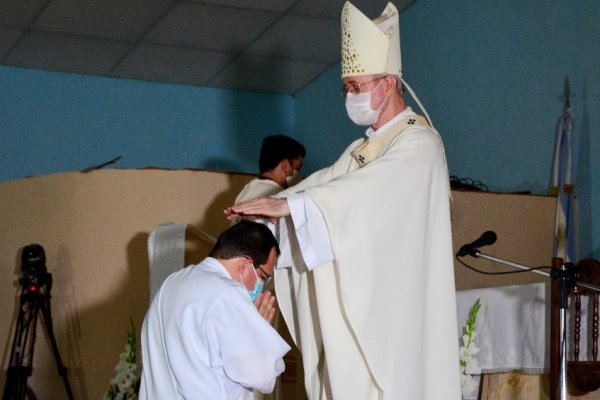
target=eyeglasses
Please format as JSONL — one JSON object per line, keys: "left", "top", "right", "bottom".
{"left": 340, "top": 77, "right": 385, "bottom": 97}
{"left": 244, "top": 256, "right": 273, "bottom": 285}
{"left": 255, "top": 265, "right": 272, "bottom": 286}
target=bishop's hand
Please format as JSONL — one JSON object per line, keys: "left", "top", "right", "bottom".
{"left": 224, "top": 196, "right": 290, "bottom": 223}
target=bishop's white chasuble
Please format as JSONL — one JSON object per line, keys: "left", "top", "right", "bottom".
{"left": 274, "top": 108, "right": 462, "bottom": 400}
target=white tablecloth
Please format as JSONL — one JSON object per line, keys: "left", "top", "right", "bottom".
{"left": 456, "top": 282, "right": 599, "bottom": 399}
{"left": 456, "top": 282, "right": 550, "bottom": 374}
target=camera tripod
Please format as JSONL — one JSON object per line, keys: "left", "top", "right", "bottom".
{"left": 2, "top": 261, "right": 74, "bottom": 399}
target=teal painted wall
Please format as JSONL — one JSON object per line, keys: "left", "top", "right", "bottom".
{"left": 0, "top": 66, "right": 294, "bottom": 180}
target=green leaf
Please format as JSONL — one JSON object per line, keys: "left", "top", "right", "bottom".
{"left": 466, "top": 298, "right": 481, "bottom": 333}
{"left": 126, "top": 318, "right": 137, "bottom": 363}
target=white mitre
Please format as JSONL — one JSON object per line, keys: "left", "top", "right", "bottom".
{"left": 341, "top": 1, "right": 401, "bottom": 78}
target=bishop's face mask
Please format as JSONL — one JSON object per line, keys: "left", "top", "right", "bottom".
{"left": 344, "top": 80, "right": 388, "bottom": 126}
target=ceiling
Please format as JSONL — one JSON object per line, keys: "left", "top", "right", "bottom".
{"left": 0, "top": 0, "right": 414, "bottom": 95}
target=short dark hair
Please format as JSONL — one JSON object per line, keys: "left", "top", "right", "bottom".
{"left": 209, "top": 220, "right": 280, "bottom": 266}
{"left": 259, "top": 135, "right": 306, "bottom": 174}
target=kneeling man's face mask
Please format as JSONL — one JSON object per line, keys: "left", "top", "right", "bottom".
{"left": 246, "top": 266, "right": 265, "bottom": 302}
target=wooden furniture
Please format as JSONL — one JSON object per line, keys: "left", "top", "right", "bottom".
{"left": 551, "top": 258, "right": 600, "bottom": 399}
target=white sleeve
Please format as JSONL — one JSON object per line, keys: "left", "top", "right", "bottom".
{"left": 206, "top": 290, "right": 290, "bottom": 394}
{"left": 285, "top": 192, "right": 334, "bottom": 270}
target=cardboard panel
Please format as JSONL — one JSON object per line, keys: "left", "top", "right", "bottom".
{"left": 0, "top": 170, "right": 556, "bottom": 399}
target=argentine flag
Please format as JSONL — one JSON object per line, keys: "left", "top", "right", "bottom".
{"left": 550, "top": 97, "right": 576, "bottom": 263}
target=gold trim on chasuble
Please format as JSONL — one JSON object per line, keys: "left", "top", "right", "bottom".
{"left": 350, "top": 115, "right": 430, "bottom": 167}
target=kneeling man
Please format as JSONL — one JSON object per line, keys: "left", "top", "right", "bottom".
{"left": 140, "top": 220, "right": 290, "bottom": 399}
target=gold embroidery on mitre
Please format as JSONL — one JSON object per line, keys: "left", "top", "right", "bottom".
{"left": 341, "top": 4, "right": 365, "bottom": 76}
{"left": 351, "top": 116, "right": 430, "bottom": 167}
{"left": 340, "top": 2, "right": 401, "bottom": 78}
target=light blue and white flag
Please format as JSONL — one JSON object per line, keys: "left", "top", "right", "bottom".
{"left": 550, "top": 79, "right": 576, "bottom": 262}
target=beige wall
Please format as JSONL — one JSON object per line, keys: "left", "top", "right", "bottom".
{"left": 450, "top": 190, "right": 556, "bottom": 290}
{"left": 0, "top": 170, "right": 556, "bottom": 399}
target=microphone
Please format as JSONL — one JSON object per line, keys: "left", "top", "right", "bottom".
{"left": 457, "top": 231, "right": 497, "bottom": 257}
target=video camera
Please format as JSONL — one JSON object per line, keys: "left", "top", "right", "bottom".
{"left": 3, "top": 243, "right": 73, "bottom": 399}
{"left": 19, "top": 244, "right": 51, "bottom": 294}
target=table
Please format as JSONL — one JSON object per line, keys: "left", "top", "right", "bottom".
{"left": 456, "top": 282, "right": 600, "bottom": 399}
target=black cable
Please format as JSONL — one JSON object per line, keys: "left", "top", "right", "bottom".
{"left": 81, "top": 155, "right": 122, "bottom": 173}
{"left": 450, "top": 175, "right": 489, "bottom": 191}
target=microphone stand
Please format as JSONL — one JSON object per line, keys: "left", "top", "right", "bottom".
{"left": 468, "top": 250, "right": 600, "bottom": 400}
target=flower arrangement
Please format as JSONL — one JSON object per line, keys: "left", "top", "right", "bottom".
{"left": 103, "top": 319, "right": 142, "bottom": 400}
{"left": 459, "top": 298, "right": 481, "bottom": 398}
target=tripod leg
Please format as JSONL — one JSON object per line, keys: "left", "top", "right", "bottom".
{"left": 2, "top": 293, "right": 39, "bottom": 400}
{"left": 38, "top": 298, "right": 74, "bottom": 400}
{"left": 24, "top": 388, "right": 37, "bottom": 400}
